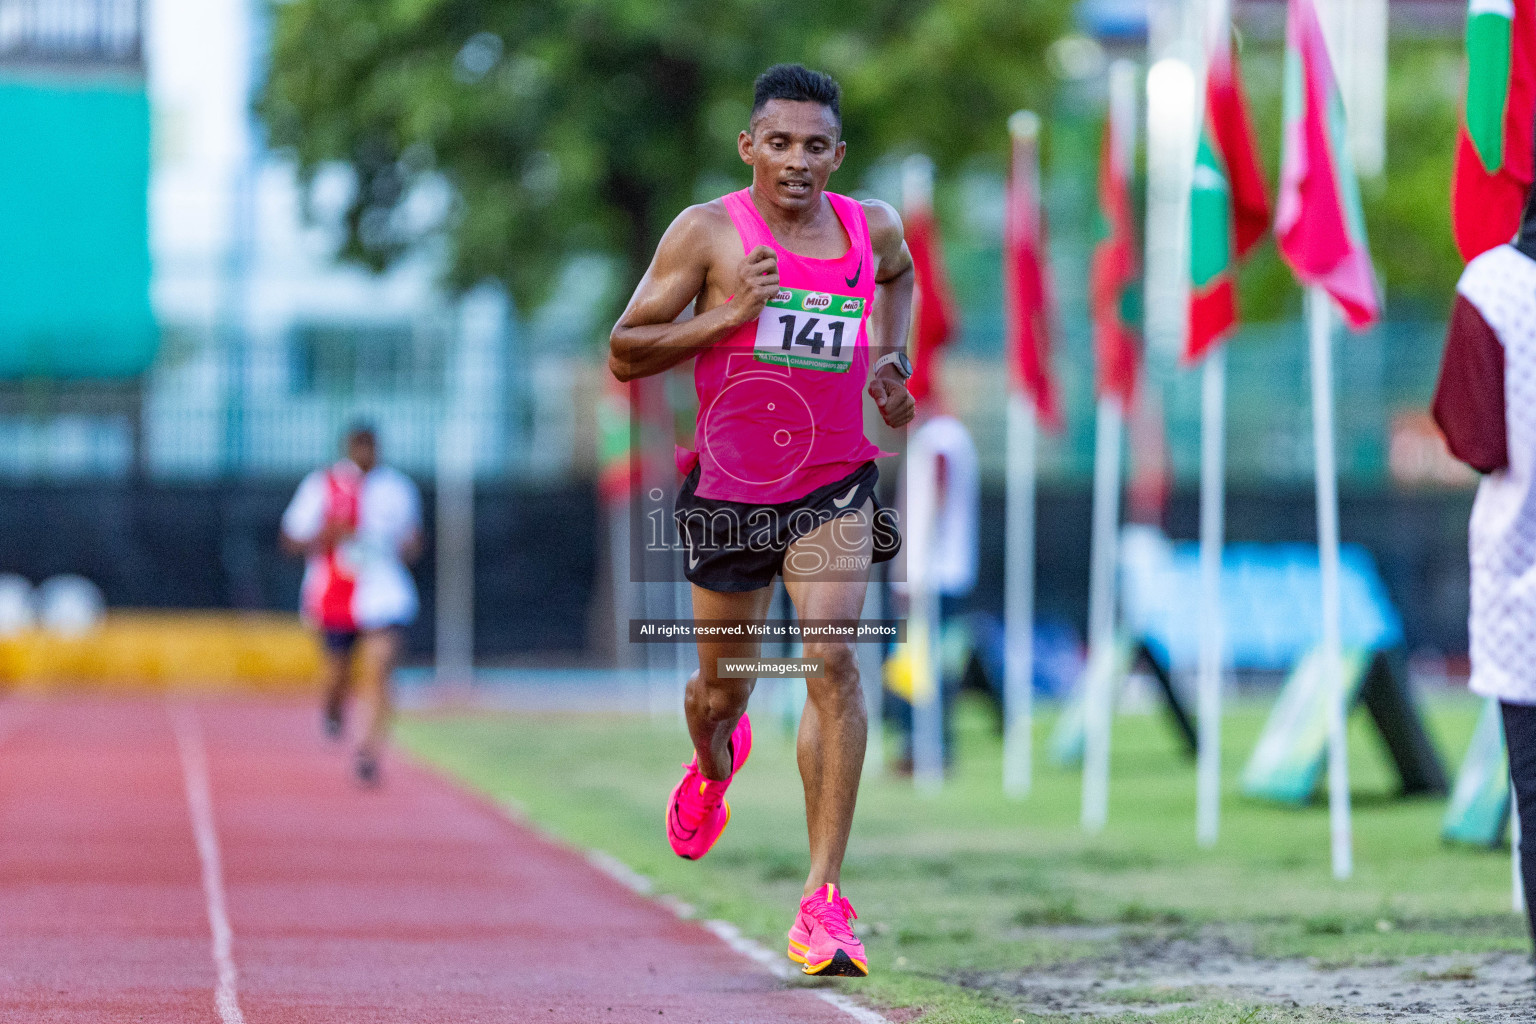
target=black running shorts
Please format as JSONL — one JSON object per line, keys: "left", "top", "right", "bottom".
{"left": 674, "top": 461, "right": 901, "bottom": 593}
{"left": 320, "top": 625, "right": 403, "bottom": 655}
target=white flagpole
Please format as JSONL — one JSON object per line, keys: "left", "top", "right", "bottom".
{"left": 1082, "top": 396, "right": 1124, "bottom": 833}
{"left": 1195, "top": 345, "right": 1226, "bottom": 847}
{"left": 1190, "top": 0, "right": 1229, "bottom": 849}
{"left": 636, "top": 377, "right": 674, "bottom": 720}
{"left": 609, "top": 495, "right": 633, "bottom": 668}
{"left": 435, "top": 290, "right": 491, "bottom": 693}
{"left": 908, "top": 428, "right": 944, "bottom": 796}
{"left": 1081, "top": 60, "right": 1137, "bottom": 836}
{"left": 1003, "top": 110, "right": 1042, "bottom": 800}
{"left": 910, "top": 580, "right": 944, "bottom": 796}
{"left": 1308, "top": 285, "right": 1353, "bottom": 880}
{"left": 1004, "top": 389, "right": 1037, "bottom": 798}
{"left": 434, "top": 412, "right": 475, "bottom": 690}
{"left": 904, "top": 155, "right": 944, "bottom": 796}
{"left": 858, "top": 575, "right": 886, "bottom": 778}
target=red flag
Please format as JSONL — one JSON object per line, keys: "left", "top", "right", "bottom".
{"left": 1210, "top": 39, "right": 1271, "bottom": 262}
{"left": 1455, "top": 132, "right": 1532, "bottom": 261}
{"left": 1453, "top": 0, "right": 1536, "bottom": 263}
{"left": 1185, "top": 12, "right": 1272, "bottom": 364}
{"left": 904, "top": 202, "right": 959, "bottom": 405}
{"left": 1089, "top": 106, "right": 1140, "bottom": 410}
{"left": 1275, "top": 0, "right": 1380, "bottom": 330}
{"left": 1003, "top": 117, "right": 1062, "bottom": 429}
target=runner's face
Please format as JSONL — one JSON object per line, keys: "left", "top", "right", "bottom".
{"left": 739, "top": 100, "right": 845, "bottom": 214}
{"left": 347, "top": 435, "right": 377, "bottom": 473}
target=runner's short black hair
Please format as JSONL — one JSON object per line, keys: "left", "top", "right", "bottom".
{"left": 750, "top": 63, "right": 841, "bottom": 133}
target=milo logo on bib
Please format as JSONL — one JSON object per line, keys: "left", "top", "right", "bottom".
{"left": 753, "top": 287, "right": 865, "bottom": 373}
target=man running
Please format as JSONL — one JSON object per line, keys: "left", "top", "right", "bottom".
{"left": 609, "top": 63, "right": 916, "bottom": 978}
{"left": 281, "top": 424, "right": 423, "bottom": 786}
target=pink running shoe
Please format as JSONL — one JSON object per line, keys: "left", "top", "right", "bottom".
{"left": 788, "top": 883, "right": 868, "bottom": 977}
{"left": 665, "top": 713, "right": 752, "bottom": 860}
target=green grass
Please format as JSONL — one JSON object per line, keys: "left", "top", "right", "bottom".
{"left": 399, "top": 690, "right": 1524, "bottom": 1023}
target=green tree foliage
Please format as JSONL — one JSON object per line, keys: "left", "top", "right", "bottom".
{"left": 260, "top": 0, "right": 1069, "bottom": 313}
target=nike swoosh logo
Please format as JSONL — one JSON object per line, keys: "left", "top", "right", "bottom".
{"left": 688, "top": 551, "right": 700, "bottom": 569}
{"left": 844, "top": 255, "right": 862, "bottom": 289}
{"left": 669, "top": 799, "right": 699, "bottom": 841}
{"left": 832, "top": 485, "right": 859, "bottom": 509}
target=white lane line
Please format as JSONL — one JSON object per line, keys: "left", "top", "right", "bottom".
{"left": 811, "top": 991, "right": 894, "bottom": 1024}
{"left": 583, "top": 847, "right": 891, "bottom": 1023}
{"left": 170, "top": 705, "right": 247, "bottom": 1024}
{"left": 702, "top": 919, "right": 793, "bottom": 980}
{"left": 702, "top": 920, "right": 892, "bottom": 1023}
{"left": 585, "top": 849, "right": 655, "bottom": 895}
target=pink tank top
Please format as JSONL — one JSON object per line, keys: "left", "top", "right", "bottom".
{"left": 681, "top": 188, "right": 892, "bottom": 503}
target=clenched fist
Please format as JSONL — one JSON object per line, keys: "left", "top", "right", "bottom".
{"left": 726, "top": 245, "right": 780, "bottom": 324}
{"left": 869, "top": 375, "right": 915, "bottom": 428}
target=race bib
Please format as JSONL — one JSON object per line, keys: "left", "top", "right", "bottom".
{"left": 753, "top": 288, "right": 864, "bottom": 373}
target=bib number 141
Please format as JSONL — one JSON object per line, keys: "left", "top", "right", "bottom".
{"left": 777, "top": 314, "right": 845, "bottom": 356}
{"left": 753, "top": 288, "right": 863, "bottom": 373}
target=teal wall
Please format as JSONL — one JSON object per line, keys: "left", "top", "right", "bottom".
{"left": 0, "top": 75, "right": 155, "bottom": 378}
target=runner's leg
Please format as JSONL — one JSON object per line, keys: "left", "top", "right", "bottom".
{"left": 320, "top": 646, "right": 350, "bottom": 737}
{"left": 1502, "top": 701, "right": 1536, "bottom": 947}
{"left": 356, "top": 628, "right": 402, "bottom": 760}
{"left": 783, "top": 502, "right": 873, "bottom": 895}
{"left": 687, "top": 585, "right": 774, "bottom": 780}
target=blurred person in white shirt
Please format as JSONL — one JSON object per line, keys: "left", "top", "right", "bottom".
{"left": 1434, "top": 189, "right": 1536, "bottom": 951}
{"left": 281, "top": 424, "right": 423, "bottom": 786}
{"left": 889, "top": 411, "right": 979, "bottom": 772}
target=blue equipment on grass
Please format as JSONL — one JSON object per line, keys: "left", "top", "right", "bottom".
{"left": 1441, "top": 698, "right": 1511, "bottom": 848}
{"left": 1049, "top": 532, "right": 1446, "bottom": 801}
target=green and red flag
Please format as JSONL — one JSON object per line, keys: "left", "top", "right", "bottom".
{"left": 1468, "top": 0, "right": 1518, "bottom": 171}
{"left": 1275, "top": 0, "right": 1380, "bottom": 330}
{"left": 1004, "top": 116, "right": 1062, "bottom": 430}
{"left": 1453, "top": 0, "right": 1536, "bottom": 262}
{"left": 1187, "top": 14, "right": 1271, "bottom": 364}
{"left": 1089, "top": 98, "right": 1140, "bottom": 410}
{"left": 596, "top": 376, "right": 637, "bottom": 503}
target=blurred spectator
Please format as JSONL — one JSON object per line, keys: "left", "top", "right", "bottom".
{"left": 280, "top": 424, "right": 422, "bottom": 786}
{"left": 1432, "top": 187, "right": 1536, "bottom": 950}
{"left": 889, "top": 412, "right": 979, "bottom": 771}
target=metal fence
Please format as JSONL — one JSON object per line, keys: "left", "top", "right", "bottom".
{"left": 0, "top": 304, "right": 595, "bottom": 483}
{"left": 0, "top": 316, "right": 1455, "bottom": 489}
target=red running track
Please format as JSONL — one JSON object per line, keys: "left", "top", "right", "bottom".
{"left": 0, "top": 698, "right": 866, "bottom": 1023}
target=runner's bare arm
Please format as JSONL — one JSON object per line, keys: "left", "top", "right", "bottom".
{"left": 609, "top": 205, "right": 780, "bottom": 381}
{"left": 863, "top": 200, "right": 916, "bottom": 429}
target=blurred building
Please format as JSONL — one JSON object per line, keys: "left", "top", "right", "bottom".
{"left": 148, "top": 0, "right": 517, "bottom": 482}
{"left": 0, "top": 0, "right": 154, "bottom": 473}
{"left": 0, "top": 0, "right": 605, "bottom": 484}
